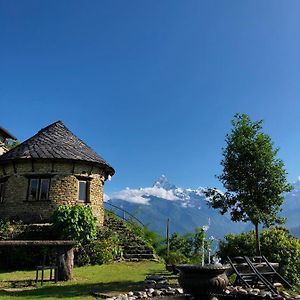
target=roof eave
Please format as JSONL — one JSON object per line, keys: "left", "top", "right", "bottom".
{"left": 0, "top": 157, "right": 115, "bottom": 176}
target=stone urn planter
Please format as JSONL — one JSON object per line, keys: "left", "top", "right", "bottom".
{"left": 176, "top": 264, "right": 230, "bottom": 300}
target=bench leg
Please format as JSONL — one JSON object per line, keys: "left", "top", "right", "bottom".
{"left": 35, "top": 269, "right": 39, "bottom": 283}
{"left": 55, "top": 267, "right": 58, "bottom": 283}
{"left": 41, "top": 268, "right": 44, "bottom": 286}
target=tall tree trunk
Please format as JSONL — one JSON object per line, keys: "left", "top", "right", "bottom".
{"left": 255, "top": 222, "right": 261, "bottom": 256}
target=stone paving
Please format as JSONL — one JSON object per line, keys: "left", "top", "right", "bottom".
{"left": 93, "top": 274, "right": 300, "bottom": 300}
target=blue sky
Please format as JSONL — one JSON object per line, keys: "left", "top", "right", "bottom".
{"left": 1, "top": 1, "right": 300, "bottom": 194}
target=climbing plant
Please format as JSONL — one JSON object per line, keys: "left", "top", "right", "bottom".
{"left": 51, "top": 204, "right": 97, "bottom": 243}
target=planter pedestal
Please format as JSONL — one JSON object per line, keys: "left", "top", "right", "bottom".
{"left": 176, "top": 264, "right": 230, "bottom": 300}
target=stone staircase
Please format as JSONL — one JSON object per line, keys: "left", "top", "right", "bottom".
{"left": 103, "top": 214, "right": 157, "bottom": 261}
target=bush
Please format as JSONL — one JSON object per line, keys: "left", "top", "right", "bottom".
{"left": 0, "top": 219, "right": 9, "bottom": 240}
{"left": 74, "top": 227, "right": 123, "bottom": 266}
{"left": 164, "top": 251, "right": 189, "bottom": 265}
{"left": 218, "top": 230, "right": 256, "bottom": 260}
{"left": 217, "top": 226, "right": 300, "bottom": 285}
{"left": 261, "top": 227, "right": 300, "bottom": 285}
{"left": 51, "top": 205, "right": 97, "bottom": 243}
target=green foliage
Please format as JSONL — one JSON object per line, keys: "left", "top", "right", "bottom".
{"left": 96, "top": 227, "right": 123, "bottom": 261}
{"left": 51, "top": 204, "right": 97, "bottom": 242}
{"left": 208, "top": 113, "right": 292, "bottom": 225}
{"left": 164, "top": 250, "right": 189, "bottom": 265}
{"left": 126, "top": 219, "right": 164, "bottom": 253}
{"left": 260, "top": 227, "right": 300, "bottom": 285}
{"left": 206, "top": 113, "right": 292, "bottom": 253}
{"left": 218, "top": 230, "right": 256, "bottom": 260}
{"left": 168, "top": 232, "right": 194, "bottom": 257}
{"left": 0, "top": 219, "right": 9, "bottom": 240}
{"left": 74, "top": 227, "right": 123, "bottom": 267}
{"left": 163, "top": 227, "right": 210, "bottom": 265}
{"left": 217, "top": 227, "right": 300, "bottom": 285}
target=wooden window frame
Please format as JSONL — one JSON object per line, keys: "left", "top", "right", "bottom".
{"left": 0, "top": 177, "right": 9, "bottom": 204}
{"left": 26, "top": 177, "right": 51, "bottom": 201}
{"left": 0, "top": 182, "right": 5, "bottom": 204}
{"left": 78, "top": 180, "right": 90, "bottom": 203}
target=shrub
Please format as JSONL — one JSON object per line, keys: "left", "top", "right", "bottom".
{"left": 0, "top": 219, "right": 9, "bottom": 240}
{"left": 218, "top": 230, "right": 256, "bottom": 260}
{"left": 261, "top": 227, "right": 300, "bottom": 285}
{"left": 51, "top": 205, "right": 97, "bottom": 243}
{"left": 164, "top": 250, "right": 189, "bottom": 265}
{"left": 217, "top": 226, "right": 300, "bottom": 285}
{"left": 96, "top": 227, "right": 123, "bottom": 261}
{"left": 74, "top": 227, "right": 123, "bottom": 266}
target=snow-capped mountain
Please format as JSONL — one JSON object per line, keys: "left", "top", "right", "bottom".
{"left": 105, "top": 175, "right": 249, "bottom": 239}
{"left": 283, "top": 178, "right": 300, "bottom": 236}
{"left": 105, "top": 175, "right": 300, "bottom": 239}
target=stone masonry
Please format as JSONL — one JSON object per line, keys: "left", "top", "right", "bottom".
{"left": 0, "top": 121, "right": 115, "bottom": 225}
{"left": 0, "top": 160, "right": 106, "bottom": 224}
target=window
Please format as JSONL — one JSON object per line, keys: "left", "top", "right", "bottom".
{"left": 27, "top": 178, "right": 50, "bottom": 201}
{"left": 0, "top": 177, "right": 8, "bottom": 204}
{"left": 0, "top": 182, "right": 5, "bottom": 203}
{"left": 78, "top": 180, "right": 90, "bottom": 202}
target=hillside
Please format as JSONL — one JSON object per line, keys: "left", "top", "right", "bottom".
{"left": 105, "top": 175, "right": 250, "bottom": 241}
{"left": 106, "top": 175, "right": 300, "bottom": 239}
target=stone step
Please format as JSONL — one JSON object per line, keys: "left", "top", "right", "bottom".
{"left": 123, "top": 249, "right": 154, "bottom": 254}
{"left": 104, "top": 214, "right": 156, "bottom": 261}
{"left": 123, "top": 253, "right": 156, "bottom": 259}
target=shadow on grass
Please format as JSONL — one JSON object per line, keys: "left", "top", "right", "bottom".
{"left": 148, "top": 268, "right": 179, "bottom": 282}
{"left": 0, "top": 280, "right": 144, "bottom": 298}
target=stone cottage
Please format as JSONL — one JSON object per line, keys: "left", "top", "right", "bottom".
{"left": 0, "top": 121, "right": 115, "bottom": 224}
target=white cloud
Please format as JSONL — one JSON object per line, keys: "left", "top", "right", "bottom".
{"left": 109, "top": 186, "right": 180, "bottom": 205}
{"left": 104, "top": 194, "right": 110, "bottom": 202}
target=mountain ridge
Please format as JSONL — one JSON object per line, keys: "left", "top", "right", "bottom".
{"left": 106, "top": 175, "right": 300, "bottom": 239}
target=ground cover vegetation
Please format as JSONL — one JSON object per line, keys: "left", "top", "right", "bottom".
{"left": 125, "top": 218, "right": 164, "bottom": 254}
{"left": 0, "top": 206, "right": 124, "bottom": 269}
{"left": 217, "top": 226, "right": 300, "bottom": 285}
{"left": 206, "top": 113, "right": 293, "bottom": 255}
{"left": 162, "top": 228, "right": 211, "bottom": 265}
{"left": 0, "top": 261, "right": 167, "bottom": 300}
{"left": 51, "top": 205, "right": 124, "bottom": 266}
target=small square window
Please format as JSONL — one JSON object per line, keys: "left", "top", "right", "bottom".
{"left": 27, "top": 178, "right": 50, "bottom": 201}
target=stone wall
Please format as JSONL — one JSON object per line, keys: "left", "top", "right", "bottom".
{"left": 0, "top": 160, "right": 106, "bottom": 225}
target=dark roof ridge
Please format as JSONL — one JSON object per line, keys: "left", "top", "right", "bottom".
{"left": 36, "top": 120, "right": 64, "bottom": 134}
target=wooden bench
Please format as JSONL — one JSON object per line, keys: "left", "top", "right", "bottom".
{"left": 0, "top": 240, "right": 76, "bottom": 281}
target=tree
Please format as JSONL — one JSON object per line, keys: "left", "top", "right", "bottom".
{"left": 206, "top": 113, "right": 292, "bottom": 255}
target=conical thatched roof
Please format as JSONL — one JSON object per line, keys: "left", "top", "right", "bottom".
{"left": 0, "top": 121, "right": 115, "bottom": 176}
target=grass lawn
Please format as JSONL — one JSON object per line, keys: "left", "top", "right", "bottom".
{"left": 0, "top": 261, "right": 177, "bottom": 300}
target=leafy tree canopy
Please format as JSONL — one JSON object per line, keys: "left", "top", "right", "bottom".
{"left": 207, "top": 113, "right": 292, "bottom": 227}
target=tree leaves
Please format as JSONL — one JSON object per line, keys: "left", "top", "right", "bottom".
{"left": 206, "top": 113, "right": 292, "bottom": 227}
